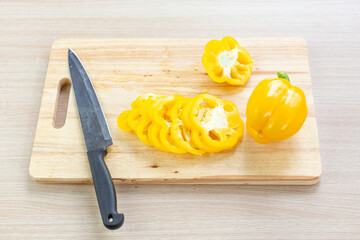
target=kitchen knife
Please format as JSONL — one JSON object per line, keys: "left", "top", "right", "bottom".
{"left": 68, "top": 49, "right": 124, "bottom": 230}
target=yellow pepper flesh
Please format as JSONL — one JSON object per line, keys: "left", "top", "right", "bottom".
{"left": 246, "top": 73, "right": 308, "bottom": 144}
{"left": 202, "top": 36, "right": 253, "bottom": 85}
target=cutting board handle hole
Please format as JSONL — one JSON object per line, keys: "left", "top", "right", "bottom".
{"left": 53, "top": 78, "right": 71, "bottom": 129}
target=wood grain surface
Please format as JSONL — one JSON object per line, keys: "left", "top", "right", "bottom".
{"left": 29, "top": 38, "right": 321, "bottom": 185}
{"left": 0, "top": 0, "right": 359, "bottom": 239}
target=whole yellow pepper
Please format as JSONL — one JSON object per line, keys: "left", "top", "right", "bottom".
{"left": 246, "top": 72, "right": 308, "bottom": 144}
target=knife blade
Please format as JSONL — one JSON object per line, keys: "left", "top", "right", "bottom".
{"left": 68, "top": 48, "right": 124, "bottom": 230}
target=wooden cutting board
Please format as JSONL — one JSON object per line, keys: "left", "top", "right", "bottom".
{"left": 29, "top": 38, "right": 321, "bottom": 185}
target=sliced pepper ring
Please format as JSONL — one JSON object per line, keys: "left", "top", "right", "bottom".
{"left": 151, "top": 95, "right": 182, "bottom": 127}
{"left": 169, "top": 98, "right": 205, "bottom": 155}
{"left": 178, "top": 98, "right": 194, "bottom": 129}
{"left": 188, "top": 94, "right": 244, "bottom": 151}
{"left": 151, "top": 95, "right": 188, "bottom": 154}
{"left": 127, "top": 109, "right": 142, "bottom": 131}
{"left": 187, "top": 94, "right": 223, "bottom": 129}
{"left": 147, "top": 123, "right": 169, "bottom": 152}
{"left": 159, "top": 125, "right": 187, "bottom": 154}
{"left": 134, "top": 117, "right": 152, "bottom": 146}
{"left": 117, "top": 110, "right": 133, "bottom": 131}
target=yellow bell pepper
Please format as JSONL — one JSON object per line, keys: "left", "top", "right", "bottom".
{"left": 202, "top": 36, "right": 253, "bottom": 85}
{"left": 246, "top": 72, "right": 308, "bottom": 144}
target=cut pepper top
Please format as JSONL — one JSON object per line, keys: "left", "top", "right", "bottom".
{"left": 202, "top": 36, "right": 253, "bottom": 85}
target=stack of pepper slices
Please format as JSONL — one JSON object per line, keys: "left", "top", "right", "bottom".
{"left": 117, "top": 94, "right": 244, "bottom": 155}
{"left": 118, "top": 36, "right": 308, "bottom": 155}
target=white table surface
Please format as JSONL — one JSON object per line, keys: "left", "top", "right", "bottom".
{"left": 0, "top": 0, "right": 359, "bottom": 239}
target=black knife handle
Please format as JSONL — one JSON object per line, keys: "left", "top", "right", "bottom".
{"left": 87, "top": 148, "right": 124, "bottom": 230}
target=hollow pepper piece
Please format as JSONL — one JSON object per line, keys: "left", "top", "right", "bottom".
{"left": 185, "top": 94, "right": 244, "bottom": 152}
{"left": 202, "top": 36, "right": 253, "bottom": 85}
{"left": 246, "top": 72, "right": 308, "bottom": 144}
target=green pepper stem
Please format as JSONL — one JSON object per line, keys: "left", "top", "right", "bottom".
{"left": 277, "top": 72, "right": 290, "bottom": 82}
